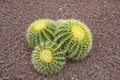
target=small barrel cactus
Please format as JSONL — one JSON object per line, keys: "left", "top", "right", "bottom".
{"left": 55, "top": 19, "right": 93, "bottom": 60}
{"left": 27, "top": 19, "right": 56, "bottom": 47}
{"left": 31, "top": 41, "right": 66, "bottom": 75}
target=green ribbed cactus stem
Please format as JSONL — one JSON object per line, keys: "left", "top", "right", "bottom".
{"left": 55, "top": 19, "right": 93, "bottom": 60}
{"left": 27, "top": 19, "right": 56, "bottom": 48}
{"left": 31, "top": 41, "right": 66, "bottom": 75}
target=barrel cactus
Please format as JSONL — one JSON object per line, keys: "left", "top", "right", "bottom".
{"left": 55, "top": 19, "right": 93, "bottom": 60}
{"left": 31, "top": 41, "right": 66, "bottom": 75}
{"left": 27, "top": 19, "right": 56, "bottom": 47}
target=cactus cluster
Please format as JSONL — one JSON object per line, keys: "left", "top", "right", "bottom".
{"left": 26, "top": 19, "right": 93, "bottom": 75}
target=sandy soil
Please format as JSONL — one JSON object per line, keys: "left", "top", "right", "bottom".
{"left": 0, "top": 0, "right": 120, "bottom": 80}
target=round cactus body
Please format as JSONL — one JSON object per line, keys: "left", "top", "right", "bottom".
{"left": 31, "top": 42, "right": 66, "bottom": 75}
{"left": 27, "top": 19, "right": 56, "bottom": 47}
{"left": 55, "top": 19, "right": 93, "bottom": 60}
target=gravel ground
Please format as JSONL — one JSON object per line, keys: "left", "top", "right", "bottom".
{"left": 0, "top": 0, "right": 120, "bottom": 80}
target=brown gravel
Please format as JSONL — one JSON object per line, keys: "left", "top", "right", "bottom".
{"left": 0, "top": 0, "right": 120, "bottom": 80}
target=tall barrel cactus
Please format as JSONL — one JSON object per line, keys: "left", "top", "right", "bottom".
{"left": 31, "top": 41, "right": 66, "bottom": 75}
{"left": 27, "top": 19, "right": 56, "bottom": 47}
{"left": 55, "top": 19, "right": 93, "bottom": 60}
